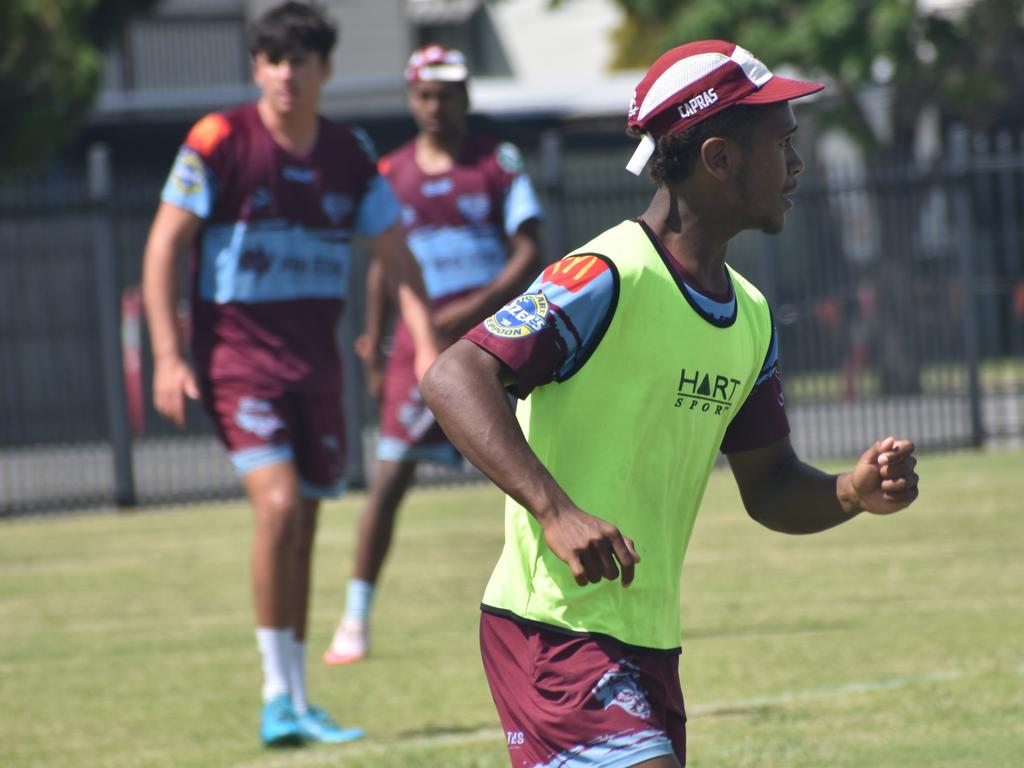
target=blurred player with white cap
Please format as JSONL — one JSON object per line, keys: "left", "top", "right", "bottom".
{"left": 325, "top": 44, "right": 544, "bottom": 666}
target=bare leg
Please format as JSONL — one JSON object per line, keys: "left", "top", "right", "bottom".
{"left": 244, "top": 464, "right": 366, "bottom": 743}
{"left": 292, "top": 497, "right": 320, "bottom": 642}
{"left": 244, "top": 461, "right": 304, "bottom": 629}
{"left": 324, "top": 459, "right": 417, "bottom": 665}
{"left": 353, "top": 459, "right": 418, "bottom": 584}
{"left": 245, "top": 461, "right": 306, "bottom": 731}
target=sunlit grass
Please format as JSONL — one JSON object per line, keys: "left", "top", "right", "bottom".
{"left": 1, "top": 448, "right": 1021, "bottom": 767}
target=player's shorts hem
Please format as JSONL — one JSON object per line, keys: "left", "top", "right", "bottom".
{"left": 376, "top": 436, "right": 461, "bottom": 465}
{"left": 536, "top": 730, "right": 675, "bottom": 768}
{"left": 230, "top": 444, "right": 294, "bottom": 476}
{"left": 300, "top": 478, "right": 348, "bottom": 500}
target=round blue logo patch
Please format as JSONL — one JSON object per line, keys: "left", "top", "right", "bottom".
{"left": 171, "top": 148, "right": 206, "bottom": 196}
{"left": 484, "top": 293, "right": 549, "bottom": 338}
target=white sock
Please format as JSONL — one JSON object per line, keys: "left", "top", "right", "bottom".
{"left": 343, "top": 578, "right": 375, "bottom": 622}
{"left": 287, "top": 632, "right": 309, "bottom": 715}
{"left": 256, "top": 627, "right": 291, "bottom": 703}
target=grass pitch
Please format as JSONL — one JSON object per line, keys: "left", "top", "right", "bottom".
{"left": 1, "top": 448, "right": 1021, "bottom": 767}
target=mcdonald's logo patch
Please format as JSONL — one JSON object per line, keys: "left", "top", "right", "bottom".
{"left": 542, "top": 255, "right": 609, "bottom": 293}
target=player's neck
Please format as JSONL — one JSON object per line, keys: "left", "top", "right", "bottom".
{"left": 257, "top": 99, "right": 320, "bottom": 157}
{"left": 640, "top": 189, "right": 731, "bottom": 294}
{"left": 414, "top": 131, "right": 463, "bottom": 174}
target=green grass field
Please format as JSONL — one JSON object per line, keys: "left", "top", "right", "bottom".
{"left": 2, "top": 449, "right": 1022, "bottom": 768}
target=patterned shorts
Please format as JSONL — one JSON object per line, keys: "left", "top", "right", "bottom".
{"left": 200, "top": 377, "right": 347, "bottom": 498}
{"left": 479, "top": 610, "right": 686, "bottom": 768}
{"left": 377, "top": 320, "right": 459, "bottom": 465}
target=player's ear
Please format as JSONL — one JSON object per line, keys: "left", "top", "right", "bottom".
{"left": 700, "top": 137, "right": 732, "bottom": 181}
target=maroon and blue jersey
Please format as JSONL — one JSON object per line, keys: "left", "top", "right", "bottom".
{"left": 380, "top": 134, "right": 543, "bottom": 303}
{"left": 465, "top": 220, "right": 790, "bottom": 452}
{"left": 161, "top": 104, "right": 401, "bottom": 393}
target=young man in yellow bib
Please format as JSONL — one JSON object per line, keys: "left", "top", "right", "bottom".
{"left": 420, "top": 40, "right": 921, "bottom": 768}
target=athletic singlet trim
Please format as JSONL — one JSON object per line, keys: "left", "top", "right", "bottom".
{"left": 756, "top": 304, "right": 779, "bottom": 383}
{"left": 636, "top": 219, "right": 739, "bottom": 328}
{"left": 552, "top": 253, "right": 620, "bottom": 383}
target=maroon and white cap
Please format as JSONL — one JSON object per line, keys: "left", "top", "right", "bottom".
{"left": 405, "top": 44, "right": 469, "bottom": 83}
{"left": 625, "top": 40, "right": 824, "bottom": 175}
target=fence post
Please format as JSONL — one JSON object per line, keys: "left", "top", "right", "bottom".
{"left": 538, "top": 128, "right": 568, "bottom": 259}
{"left": 88, "top": 143, "right": 137, "bottom": 507}
{"left": 948, "top": 127, "right": 984, "bottom": 447}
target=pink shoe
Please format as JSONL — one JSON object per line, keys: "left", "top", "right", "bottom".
{"left": 323, "top": 618, "right": 369, "bottom": 665}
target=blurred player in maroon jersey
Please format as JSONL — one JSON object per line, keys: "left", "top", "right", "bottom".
{"left": 323, "top": 45, "right": 543, "bottom": 666}
{"left": 141, "top": 1, "right": 437, "bottom": 748}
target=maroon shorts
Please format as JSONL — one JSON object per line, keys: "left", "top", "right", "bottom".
{"left": 480, "top": 610, "right": 686, "bottom": 768}
{"left": 200, "top": 378, "right": 347, "bottom": 498}
{"left": 377, "top": 320, "right": 458, "bottom": 464}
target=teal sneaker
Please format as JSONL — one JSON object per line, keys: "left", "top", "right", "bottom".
{"left": 295, "top": 705, "right": 365, "bottom": 744}
{"left": 260, "top": 693, "right": 303, "bottom": 747}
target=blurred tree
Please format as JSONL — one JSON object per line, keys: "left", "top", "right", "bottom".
{"left": 0, "top": 0, "right": 161, "bottom": 170}
{"left": 607, "top": 0, "right": 1024, "bottom": 159}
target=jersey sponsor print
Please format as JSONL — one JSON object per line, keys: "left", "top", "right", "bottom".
{"left": 381, "top": 135, "right": 543, "bottom": 302}
{"left": 160, "top": 104, "right": 400, "bottom": 393}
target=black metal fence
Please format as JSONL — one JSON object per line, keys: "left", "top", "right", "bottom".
{"left": 2, "top": 127, "right": 1022, "bottom": 515}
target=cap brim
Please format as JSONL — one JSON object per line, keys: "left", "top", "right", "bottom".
{"left": 738, "top": 75, "right": 824, "bottom": 105}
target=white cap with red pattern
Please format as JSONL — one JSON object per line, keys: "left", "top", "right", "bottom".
{"left": 625, "top": 40, "right": 824, "bottom": 175}
{"left": 405, "top": 44, "right": 469, "bottom": 83}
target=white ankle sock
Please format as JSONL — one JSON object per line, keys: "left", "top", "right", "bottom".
{"left": 256, "top": 627, "right": 291, "bottom": 703}
{"left": 287, "top": 632, "right": 309, "bottom": 715}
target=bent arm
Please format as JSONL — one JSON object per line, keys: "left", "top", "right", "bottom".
{"left": 143, "top": 202, "right": 200, "bottom": 361}
{"left": 142, "top": 201, "right": 202, "bottom": 425}
{"left": 433, "top": 218, "right": 543, "bottom": 339}
{"left": 354, "top": 256, "right": 390, "bottom": 399}
{"left": 361, "top": 255, "right": 390, "bottom": 353}
{"left": 370, "top": 222, "right": 439, "bottom": 377}
{"left": 727, "top": 435, "right": 919, "bottom": 534}
{"left": 421, "top": 339, "right": 640, "bottom": 586}
{"left": 421, "top": 339, "right": 566, "bottom": 514}
{"left": 485, "top": 217, "right": 543, "bottom": 305}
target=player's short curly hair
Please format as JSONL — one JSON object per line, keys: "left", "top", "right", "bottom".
{"left": 630, "top": 104, "right": 770, "bottom": 186}
{"left": 247, "top": 1, "right": 338, "bottom": 62}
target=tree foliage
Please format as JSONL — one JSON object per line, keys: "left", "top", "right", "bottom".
{"left": 607, "top": 0, "right": 1024, "bottom": 157}
{"left": 0, "top": 0, "right": 160, "bottom": 170}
